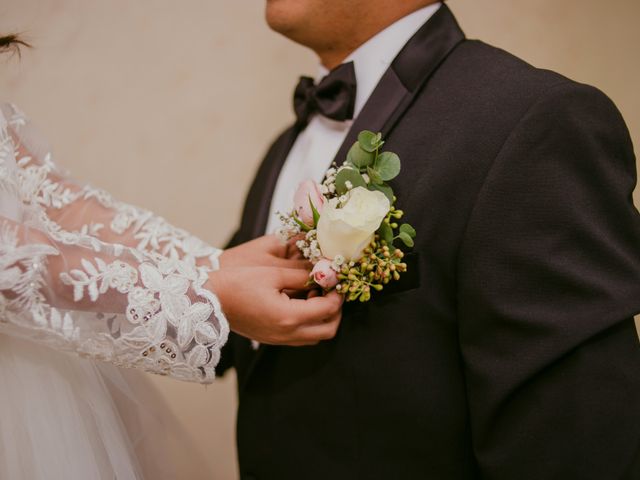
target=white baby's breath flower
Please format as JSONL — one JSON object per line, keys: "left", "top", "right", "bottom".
{"left": 362, "top": 173, "right": 370, "bottom": 183}
{"left": 274, "top": 210, "right": 302, "bottom": 241}
{"left": 275, "top": 227, "right": 288, "bottom": 242}
{"left": 345, "top": 180, "right": 353, "bottom": 190}
{"left": 332, "top": 255, "right": 345, "bottom": 271}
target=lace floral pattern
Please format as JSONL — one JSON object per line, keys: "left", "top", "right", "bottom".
{"left": 0, "top": 103, "right": 227, "bottom": 383}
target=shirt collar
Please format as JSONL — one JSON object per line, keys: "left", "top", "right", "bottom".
{"left": 317, "top": 2, "right": 442, "bottom": 117}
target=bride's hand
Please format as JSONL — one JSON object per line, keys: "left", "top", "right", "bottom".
{"left": 219, "top": 235, "right": 308, "bottom": 270}
{"left": 208, "top": 267, "right": 343, "bottom": 346}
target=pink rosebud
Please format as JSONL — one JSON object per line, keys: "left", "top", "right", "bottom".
{"left": 311, "top": 259, "right": 339, "bottom": 290}
{"left": 293, "top": 180, "right": 324, "bottom": 226}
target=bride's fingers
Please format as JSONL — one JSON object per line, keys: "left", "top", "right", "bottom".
{"left": 274, "top": 267, "right": 315, "bottom": 291}
{"left": 306, "top": 288, "right": 322, "bottom": 299}
{"left": 286, "top": 247, "right": 305, "bottom": 261}
{"left": 260, "top": 234, "right": 288, "bottom": 257}
{"left": 286, "top": 235, "right": 305, "bottom": 259}
{"left": 282, "top": 288, "right": 309, "bottom": 299}
{"left": 270, "top": 257, "right": 311, "bottom": 270}
{"left": 265, "top": 313, "right": 342, "bottom": 346}
{"left": 287, "top": 290, "right": 343, "bottom": 324}
{"left": 292, "top": 312, "right": 342, "bottom": 344}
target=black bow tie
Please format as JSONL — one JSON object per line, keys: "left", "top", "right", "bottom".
{"left": 293, "top": 61, "right": 357, "bottom": 128}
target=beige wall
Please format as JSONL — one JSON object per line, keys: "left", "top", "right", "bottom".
{"left": 1, "top": 1, "right": 638, "bottom": 478}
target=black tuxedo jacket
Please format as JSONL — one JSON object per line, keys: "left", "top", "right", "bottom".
{"left": 221, "top": 6, "right": 640, "bottom": 479}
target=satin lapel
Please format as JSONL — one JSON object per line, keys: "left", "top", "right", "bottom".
{"left": 333, "top": 4, "right": 465, "bottom": 166}
{"left": 251, "top": 125, "right": 300, "bottom": 238}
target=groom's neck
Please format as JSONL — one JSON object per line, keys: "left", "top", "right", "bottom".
{"left": 316, "top": 2, "right": 439, "bottom": 70}
{"left": 266, "top": 0, "right": 442, "bottom": 71}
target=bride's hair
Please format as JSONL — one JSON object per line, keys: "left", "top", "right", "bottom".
{"left": 0, "top": 34, "right": 30, "bottom": 56}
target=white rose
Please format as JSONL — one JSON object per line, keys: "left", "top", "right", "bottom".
{"left": 316, "top": 186, "right": 390, "bottom": 261}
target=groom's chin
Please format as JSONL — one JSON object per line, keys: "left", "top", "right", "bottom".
{"left": 264, "top": 0, "right": 334, "bottom": 47}
{"left": 264, "top": 0, "right": 309, "bottom": 37}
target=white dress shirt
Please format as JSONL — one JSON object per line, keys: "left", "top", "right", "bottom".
{"left": 265, "top": 2, "right": 442, "bottom": 234}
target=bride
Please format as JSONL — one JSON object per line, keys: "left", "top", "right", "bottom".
{"left": 0, "top": 35, "right": 342, "bottom": 478}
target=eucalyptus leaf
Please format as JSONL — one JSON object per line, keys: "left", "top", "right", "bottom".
{"left": 368, "top": 183, "right": 394, "bottom": 204}
{"left": 357, "top": 130, "right": 384, "bottom": 153}
{"left": 376, "top": 152, "right": 401, "bottom": 181}
{"left": 377, "top": 221, "right": 394, "bottom": 245}
{"left": 335, "top": 168, "right": 367, "bottom": 195}
{"left": 399, "top": 223, "right": 416, "bottom": 238}
{"left": 347, "top": 142, "right": 375, "bottom": 169}
{"left": 366, "top": 166, "right": 383, "bottom": 185}
{"left": 398, "top": 231, "right": 415, "bottom": 248}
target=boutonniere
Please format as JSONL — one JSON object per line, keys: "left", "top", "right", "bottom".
{"left": 276, "top": 131, "right": 416, "bottom": 302}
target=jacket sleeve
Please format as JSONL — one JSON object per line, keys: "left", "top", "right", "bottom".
{"left": 457, "top": 81, "right": 640, "bottom": 479}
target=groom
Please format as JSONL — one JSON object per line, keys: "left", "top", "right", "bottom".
{"left": 222, "top": 1, "right": 640, "bottom": 478}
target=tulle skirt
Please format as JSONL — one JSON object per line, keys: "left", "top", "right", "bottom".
{"left": 0, "top": 335, "right": 178, "bottom": 479}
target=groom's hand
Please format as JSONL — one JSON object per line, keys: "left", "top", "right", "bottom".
{"left": 208, "top": 267, "right": 344, "bottom": 346}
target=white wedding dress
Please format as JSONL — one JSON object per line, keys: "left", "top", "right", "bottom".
{"left": 0, "top": 103, "right": 229, "bottom": 479}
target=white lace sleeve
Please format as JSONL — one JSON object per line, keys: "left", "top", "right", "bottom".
{"left": 0, "top": 103, "right": 228, "bottom": 383}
